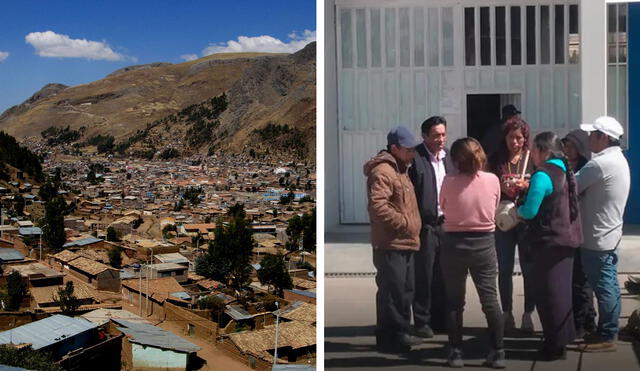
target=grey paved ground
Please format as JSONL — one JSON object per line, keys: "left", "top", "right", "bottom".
{"left": 325, "top": 226, "right": 640, "bottom": 370}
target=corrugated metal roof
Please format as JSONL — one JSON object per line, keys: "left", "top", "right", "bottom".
{"left": 155, "top": 253, "right": 189, "bottom": 265}
{"left": 225, "top": 304, "right": 253, "bottom": 321}
{"left": 81, "top": 309, "right": 150, "bottom": 326}
{"left": 0, "top": 248, "right": 24, "bottom": 262}
{"left": 272, "top": 365, "right": 316, "bottom": 371}
{"left": 63, "top": 237, "right": 103, "bottom": 248}
{"left": 170, "top": 291, "right": 191, "bottom": 301}
{"left": 289, "top": 289, "right": 316, "bottom": 299}
{"left": 18, "top": 227, "right": 42, "bottom": 236}
{"left": 113, "top": 319, "right": 200, "bottom": 353}
{"left": 0, "top": 314, "right": 97, "bottom": 350}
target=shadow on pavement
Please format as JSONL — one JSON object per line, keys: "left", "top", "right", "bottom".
{"left": 325, "top": 326, "right": 552, "bottom": 368}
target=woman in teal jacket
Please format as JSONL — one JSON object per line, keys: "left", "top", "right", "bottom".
{"left": 517, "top": 132, "right": 583, "bottom": 361}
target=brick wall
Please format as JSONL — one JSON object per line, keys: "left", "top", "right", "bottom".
{"left": 164, "top": 302, "right": 217, "bottom": 342}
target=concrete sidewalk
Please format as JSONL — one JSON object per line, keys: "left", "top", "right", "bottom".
{"left": 325, "top": 227, "right": 640, "bottom": 370}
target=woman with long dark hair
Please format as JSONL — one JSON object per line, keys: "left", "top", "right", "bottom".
{"left": 488, "top": 117, "right": 535, "bottom": 332}
{"left": 517, "top": 132, "right": 583, "bottom": 361}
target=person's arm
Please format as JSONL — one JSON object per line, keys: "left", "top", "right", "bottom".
{"left": 575, "top": 160, "right": 602, "bottom": 195}
{"left": 439, "top": 176, "right": 450, "bottom": 212}
{"left": 517, "top": 171, "right": 553, "bottom": 220}
{"left": 368, "top": 171, "right": 407, "bottom": 231}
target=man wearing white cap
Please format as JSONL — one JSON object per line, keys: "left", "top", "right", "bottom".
{"left": 576, "top": 116, "right": 630, "bottom": 352}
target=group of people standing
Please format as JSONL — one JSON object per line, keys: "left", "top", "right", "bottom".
{"left": 364, "top": 107, "right": 630, "bottom": 368}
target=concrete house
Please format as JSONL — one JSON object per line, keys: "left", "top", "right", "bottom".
{"left": 66, "top": 256, "right": 121, "bottom": 292}
{"left": 111, "top": 318, "right": 201, "bottom": 370}
{"left": 0, "top": 314, "right": 98, "bottom": 360}
{"left": 325, "top": 0, "right": 640, "bottom": 230}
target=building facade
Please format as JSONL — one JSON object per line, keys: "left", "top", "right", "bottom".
{"left": 326, "top": 0, "right": 640, "bottom": 230}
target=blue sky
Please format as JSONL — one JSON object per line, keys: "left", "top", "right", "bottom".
{"left": 0, "top": 0, "right": 316, "bottom": 114}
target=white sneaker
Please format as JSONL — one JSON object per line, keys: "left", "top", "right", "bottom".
{"left": 521, "top": 311, "right": 534, "bottom": 333}
{"left": 503, "top": 312, "right": 515, "bottom": 331}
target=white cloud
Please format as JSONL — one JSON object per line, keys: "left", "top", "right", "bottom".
{"left": 0, "top": 51, "right": 8, "bottom": 61}
{"left": 180, "top": 54, "right": 198, "bottom": 62}
{"left": 202, "top": 29, "right": 316, "bottom": 55}
{"left": 25, "top": 30, "right": 130, "bottom": 61}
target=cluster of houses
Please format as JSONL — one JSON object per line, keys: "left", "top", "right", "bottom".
{"left": 0, "top": 152, "right": 317, "bottom": 369}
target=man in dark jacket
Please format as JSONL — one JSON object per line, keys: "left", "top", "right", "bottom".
{"left": 365, "top": 126, "right": 423, "bottom": 353}
{"left": 409, "top": 116, "right": 455, "bottom": 337}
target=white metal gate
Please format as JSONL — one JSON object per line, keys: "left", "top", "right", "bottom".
{"left": 337, "top": 0, "right": 582, "bottom": 224}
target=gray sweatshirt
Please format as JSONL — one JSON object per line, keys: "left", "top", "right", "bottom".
{"left": 576, "top": 146, "right": 630, "bottom": 251}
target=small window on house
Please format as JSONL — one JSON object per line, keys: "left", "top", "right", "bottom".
{"left": 399, "top": 8, "right": 411, "bottom": 67}
{"left": 480, "top": 7, "right": 491, "bottom": 65}
{"left": 414, "top": 7, "right": 425, "bottom": 67}
{"left": 465, "top": 7, "right": 475, "bottom": 66}
{"left": 385, "top": 8, "right": 396, "bottom": 67}
{"left": 340, "top": 9, "right": 353, "bottom": 68}
{"left": 608, "top": 4, "right": 617, "bottom": 64}
{"left": 511, "top": 7, "right": 522, "bottom": 65}
{"left": 569, "top": 5, "right": 579, "bottom": 64}
{"left": 540, "top": 6, "right": 550, "bottom": 64}
{"left": 496, "top": 7, "right": 506, "bottom": 66}
{"left": 429, "top": 7, "right": 440, "bottom": 66}
{"left": 371, "top": 9, "right": 382, "bottom": 67}
{"left": 356, "top": 9, "right": 367, "bottom": 68}
{"left": 442, "top": 7, "right": 454, "bottom": 66}
{"left": 555, "top": 5, "right": 565, "bottom": 64}
{"left": 526, "top": 6, "right": 536, "bottom": 64}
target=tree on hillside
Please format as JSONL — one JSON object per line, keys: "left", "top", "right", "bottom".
{"left": 279, "top": 191, "right": 295, "bottom": 205}
{"left": 197, "top": 295, "right": 226, "bottom": 323}
{"left": 108, "top": 246, "right": 122, "bottom": 269}
{"left": 12, "top": 195, "right": 25, "bottom": 216}
{"left": 42, "top": 196, "right": 67, "bottom": 253}
{"left": 0, "top": 345, "right": 63, "bottom": 371}
{"left": 38, "top": 179, "right": 58, "bottom": 202}
{"left": 257, "top": 254, "right": 293, "bottom": 297}
{"left": 106, "top": 226, "right": 119, "bottom": 242}
{"left": 3, "top": 271, "right": 26, "bottom": 311}
{"left": 53, "top": 281, "right": 80, "bottom": 315}
{"left": 285, "top": 208, "right": 316, "bottom": 252}
{"left": 195, "top": 207, "right": 254, "bottom": 288}
{"left": 226, "top": 202, "right": 246, "bottom": 220}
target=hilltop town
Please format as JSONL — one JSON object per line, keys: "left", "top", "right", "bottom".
{"left": 0, "top": 134, "right": 317, "bottom": 370}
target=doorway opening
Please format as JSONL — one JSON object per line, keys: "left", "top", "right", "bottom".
{"left": 466, "top": 93, "right": 522, "bottom": 155}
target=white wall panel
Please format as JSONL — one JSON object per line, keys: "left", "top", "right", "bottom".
{"left": 339, "top": 70, "right": 356, "bottom": 130}
{"left": 414, "top": 71, "right": 428, "bottom": 123}
{"left": 356, "top": 71, "right": 369, "bottom": 130}
{"left": 340, "top": 132, "right": 387, "bottom": 223}
{"left": 540, "top": 68, "right": 553, "bottom": 129}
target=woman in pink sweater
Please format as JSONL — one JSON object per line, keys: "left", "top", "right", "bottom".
{"left": 439, "top": 137, "right": 504, "bottom": 369}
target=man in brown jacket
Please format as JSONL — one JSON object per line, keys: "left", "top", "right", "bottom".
{"left": 364, "top": 126, "right": 422, "bottom": 353}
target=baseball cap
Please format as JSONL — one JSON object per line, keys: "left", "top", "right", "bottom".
{"left": 580, "top": 116, "right": 624, "bottom": 140}
{"left": 387, "top": 126, "right": 422, "bottom": 148}
{"left": 502, "top": 104, "right": 521, "bottom": 117}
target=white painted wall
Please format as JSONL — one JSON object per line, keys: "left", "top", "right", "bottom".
{"left": 333, "top": 0, "right": 582, "bottom": 224}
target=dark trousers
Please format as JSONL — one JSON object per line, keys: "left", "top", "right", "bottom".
{"left": 373, "top": 249, "right": 415, "bottom": 345}
{"left": 441, "top": 232, "right": 504, "bottom": 350}
{"left": 572, "top": 248, "right": 596, "bottom": 333}
{"left": 413, "top": 224, "right": 446, "bottom": 330}
{"left": 533, "top": 245, "right": 576, "bottom": 349}
{"left": 495, "top": 225, "right": 535, "bottom": 313}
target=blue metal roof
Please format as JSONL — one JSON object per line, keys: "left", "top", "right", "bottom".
{"left": 63, "top": 237, "right": 103, "bottom": 248}
{"left": 0, "top": 314, "right": 98, "bottom": 350}
{"left": 113, "top": 319, "right": 201, "bottom": 353}
{"left": 18, "top": 227, "right": 42, "bottom": 236}
{"left": 289, "top": 289, "right": 316, "bottom": 299}
{"left": 0, "top": 248, "right": 24, "bottom": 262}
{"left": 170, "top": 291, "right": 191, "bottom": 301}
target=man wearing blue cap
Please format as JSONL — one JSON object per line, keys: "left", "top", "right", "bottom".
{"left": 364, "top": 126, "right": 423, "bottom": 353}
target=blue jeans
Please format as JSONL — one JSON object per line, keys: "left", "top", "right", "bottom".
{"left": 581, "top": 248, "right": 621, "bottom": 340}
